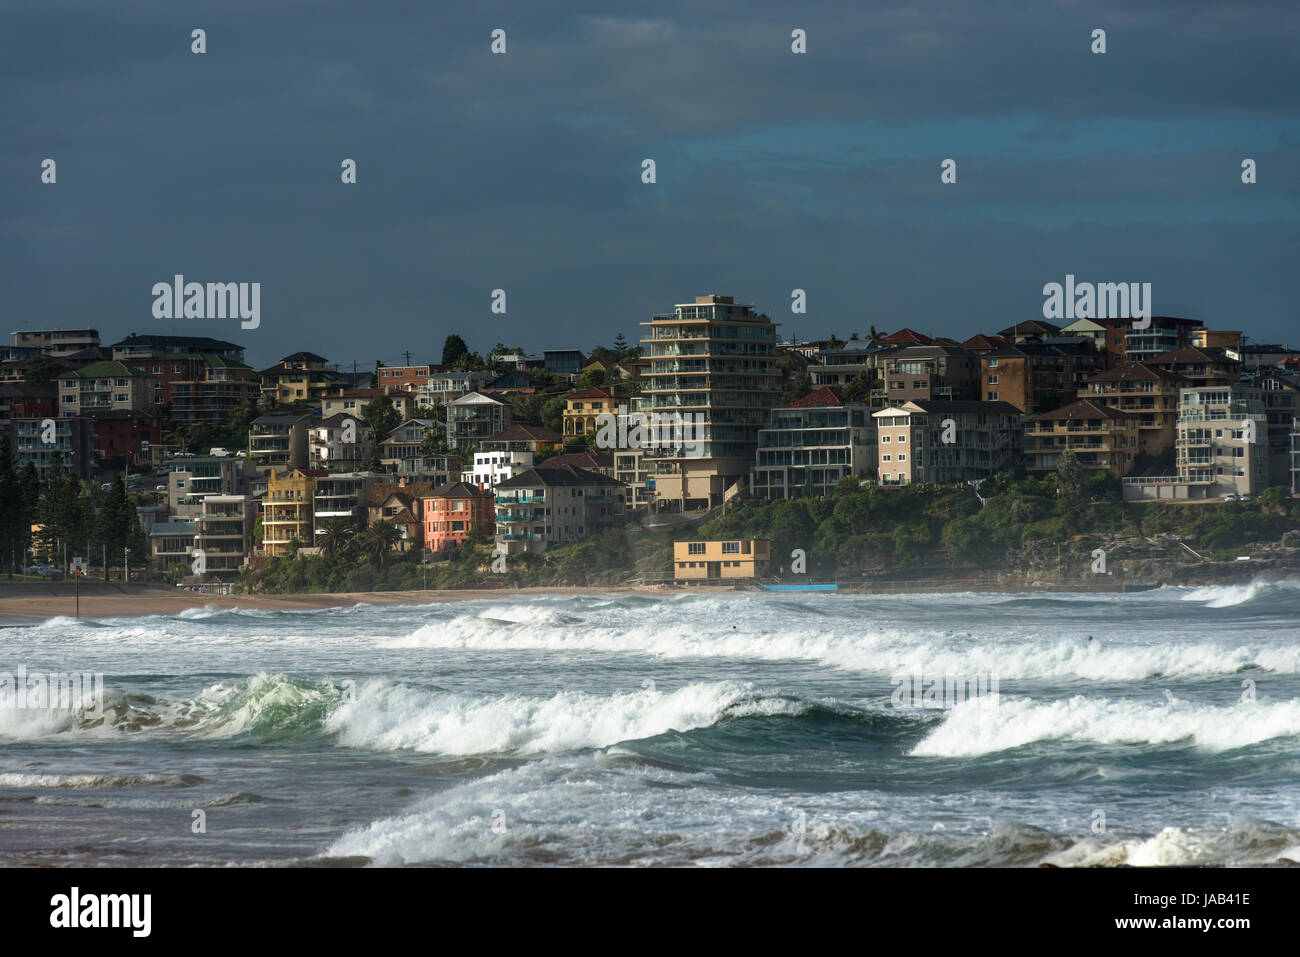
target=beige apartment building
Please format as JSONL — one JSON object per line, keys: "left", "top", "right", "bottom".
{"left": 640, "top": 295, "right": 781, "bottom": 510}
{"left": 673, "top": 539, "right": 771, "bottom": 581}
{"left": 873, "top": 400, "right": 1022, "bottom": 486}
{"left": 1023, "top": 400, "right": 1140, "bottom": 475}
{"left": 1124, "top": 386, "right": 1269, "bottom": 500}
{"left": 262, "top": 468, "right": 325, "bottom": 555}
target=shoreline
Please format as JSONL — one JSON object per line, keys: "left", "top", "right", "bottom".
{"left": 0, "top": 574, "right": 1290, "bottom": 624}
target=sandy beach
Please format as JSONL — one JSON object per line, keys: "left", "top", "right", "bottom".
{"left": 0, "top": 582, "right": 653, "bottom": 624}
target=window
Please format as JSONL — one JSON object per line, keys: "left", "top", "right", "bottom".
{"left": 881, "top": 435, "right": 890, "bottom": 443}
{"left": 987, "top": 392, "right": 998, "bottom": 401}
{"left": 688, "top": 542, "right": 706, "bottom": 555}
{"left": 987, "top": 375, "right": 999, "bottom": 384}
{"left": 897, "top": 434, "right": 906, "bottom": 444}
{"left": 987, "top": 358, "right": 998, "bottom": 368}
{"left": 898, "top": 453, "right": 907, "bottom": 461}
{"left": 722, "top": 541, "right": 740, "bottom": 554}
{"left": 882, "top": 454, "right": 892, "bottom": 462}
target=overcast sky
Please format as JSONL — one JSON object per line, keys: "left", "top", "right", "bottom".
{"left": 4, "top": 0, "right": 1298, "bottom": 369}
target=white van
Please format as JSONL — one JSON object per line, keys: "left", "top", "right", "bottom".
{"left": 209, "top": 447, "right": 232, "bottom": 457}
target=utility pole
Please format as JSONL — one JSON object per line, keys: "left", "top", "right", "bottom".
{"left": 103, "top": 543, "right": 107, "bottom": 581}
{"left": 124, "top": 545, "right": 128, "bottom": 583}
{"left": 404, "top": 351, "right": 412, "bottom": 366}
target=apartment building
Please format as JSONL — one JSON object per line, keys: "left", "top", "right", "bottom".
{"left": 421, "top": 482, "right": 495, "bottom": 552}
{"left": 0, "top": 382, "right": 57, "bottom": 424}
{"left": 312, "top": 472, "right": 382, "bottom": 535}
{"left": 492, "top": 465, "right": 627, "bottom": 555}
{"left": 87, "top": 409, "right": 161, "bottom": 466}
{"left": 309, "top": 413, "right": 374, "bottom": 471}
{"left": 543, "top": 350, "right": 587, "bottom": 377}
{"left": 1128, "top": 386, "right": 1269, "bottom": 500}
{"left": 998, "top": 320, "right": 1061, "bottom": 343}
{"left": 613, "top": 449, "right": 654, "bottom": 509}
{"left": 168, "top": 356, "right": 258, "bottom": 427}
{"left": 563, "top": 387, "right": 618, "bottom": 437}
{"left": 57, "top": 361, "right": 153, "bottom": 416}
{"left": 536, "top": 450, "right": 615, "bottom": 476}
{"left": 194, "top": 495, "right": 255, "bottom": 580}
{"left": 873, "top": 400, "right": 1022, "bottom": 486}
{"left": 11, "top": 328, "right": 100, "bottom": 357}
{"left": 640, "top": 294, "right": 781, "bottom": 510}
{"left": 881, "top": 344, "right": 980, "bottom": 403}
{"left": 1124, "top": 317, "right": 1204, "bottom": 364}
{"left": 1246, "top": 369, "right": 1300, "bottom": 486}
{"left": 321, "top": 387, "right": 417, "bottom": 421}
{"left": 1023, "top": 400, "right": 1140, "bottom": 475}
{"left": 807, "top": 346, "right": 878, "bottom": 388}
{"left": 1191, "top": 330, "right": 1244, "bottom": 354}
{"left": 258, "top": 352, "right": 347, "bottom": 406}
{"left": 417, "top": 370, "right": 494, "bottom": 405}
{"left": 107, "top": 335, "right": 249, "bottom": 409}
{"left": 149, "top": 520, "right": 197, "bottom": 572}
{"left": 1292, "top": 416, "right": 1300, "bottom": 496}
{"left": 479, "top": 424, "right": 563, "bottom": 454}
{"left": 1079, "top": 362, "right": 1185, "bottom": 456}
{"left": 6, "top": 416, "right": 94, "bottom": 479}
{"left": 752, "top": 387, "right": 877, "bottom": 499}
{"left": 980, "top": 343, "right": 1103, "bottom": 414}
{"left": 461, "top": 450, "right": 534, "bottom": 490}
{"left": 247, "top": 412, "right": 312, "bottom": 473}
{"left": 1059, "top": 317, "right": 1127, "bottom": 355}
{"left": 167, "top": 455, "right": 255, "bottom": 519}
{"left": 375, "top": 363, "right": 444, "bottom": 393}
{"left": 447, "top": 392, "right": 512, "bottom": 448}
{"left": 1147, "top": 345, "right": 1239, "bottom": 388}
{"left": 673, "top": 539, "right": 771, "bottom": 581}
{"left": 261, "top": 468, "right": 328, "bottom": 556}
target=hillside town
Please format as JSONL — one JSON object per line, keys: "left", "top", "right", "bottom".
{"left": 3, "top": 294, "right": 1300, "bottom": 585}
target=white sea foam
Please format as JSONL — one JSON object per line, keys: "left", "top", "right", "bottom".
{"left": 326, "top": 680, "right": 803, "bottom": 756}
{"left": 911, "top": 694, "right": 1300, "bottom": 757}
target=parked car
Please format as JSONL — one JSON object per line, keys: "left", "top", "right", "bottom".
{"left": 209, "top": 447, "right": 231, "bottom": 457}
{"left": 1224, "top": 493, "right": 1241, "bottom": 502}
{"left": 1239, "top": 494, "right": 1253, "bottom": 502}
{"left": 155, "top": 484, "right": 168, "bottom": 492}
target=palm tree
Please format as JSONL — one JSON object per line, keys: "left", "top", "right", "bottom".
{"left": 867, "top": 325, "right": 885, "bottom": 348}
{"left": 359, "top": 520, "right": 402, "bottom": 566}
{"left": 318, "top": 518, "right": 355, "bottom": 558}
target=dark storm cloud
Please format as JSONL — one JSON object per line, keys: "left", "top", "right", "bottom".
{"left": 2, "top": 0, "right": 1297, "bottom": 366}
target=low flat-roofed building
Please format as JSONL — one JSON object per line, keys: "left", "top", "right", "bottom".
{"left": 673, "top": 539, "right": 771, "bottom": 580}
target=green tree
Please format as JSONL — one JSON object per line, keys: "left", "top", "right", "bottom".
{"left": 540, "top": 394, "right": 568, "bottom": 433}
{"left": 780, "top": 371, "right": 812, "bottom": 405}
{"left": 1055, "top": 450, "right": 1088, "bottom": 501}
{"left": 442, "top": 334, "right": 471, "bottom": 367}
{"left": 318, "top": 518, "right": 355, "bottom": 558}
{"left": 358, "top": 521, "right": 403, "bottom": 566}
{"left": 361, "top": 395, "right": 401, "bottom": 445}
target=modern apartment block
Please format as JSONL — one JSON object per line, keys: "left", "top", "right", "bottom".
{"left": 0, "top": 382, "right": 57, "bottom": 424}
{"left": 1124, "top": 317, "right": 1204, "bottom": 364}
{"left": 312, "top": 472, "right": 382, "bottom": 534}
{"left": 194, "top": 495, "right": 255, "bottom": 580}
{"left": 479, "top": 424, "right": 563, "bottom": 454}
{"left": 462, "top": 450, "right": 534, "bottom": 490}
{"left": 873, "top": 400, "right": 1022, "bottom": 486}
{"left": 1078, "top": 362, "right": 1185, "bottom": 456}
{"left": 57, "top": 361, "right": 153, "bottom": 416}
{"left": 673, "top": 539, "right": 771, "bottom": 581}
{"left": 6, "top": 416, "right": 94, "bottom": 479}
{"left": 447, "top": 392, "right": 512, "bottom": 448}
{"left": 375, "top": 363, "right": 444, "bottom": 393}
{"left": 261, "top": 468, "right": 327, "bottom": 555}
{"left": 807, "top": 346, "right": 877, "bottom": 388}
{"left": 167, "top": 455, "right": 255, "bottom": 519}
{"left": 980, "top": 343, "right": 1104, "bottom": 414}
{"left": 492, "top": 465, "right": 627, "bottom": 555}
{"left": 613, "top": 449, "right": 654, "bottom": 509}
{"left": 640, "top": 294, "right": 781, "bottom": 510}
{"left": 752, "top": 387, "right": 877, "bottom": 499}
{"left": 1246, "top": 369, "right": 1300, "bottom": 486}
{"left": 248, "top": 412, "right": 312, "bottom": 472}
{"left": 417, "top": 370, "right": 495, "bottom": 405}
{"left": 881, "top": 345, "right": 980, "bottom": 402}
{"left": 11, "top": 328, "right": 101, "bottom": 357}
{"left": 1023, "top": 400, "right": 1140, "bottom": 475}
{"left": 421, "top": 481, "right": 495, "bottom": 552}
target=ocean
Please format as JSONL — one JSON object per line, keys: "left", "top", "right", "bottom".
{"left": 3, "top": 580, "right": 1300, "bottom": 867}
